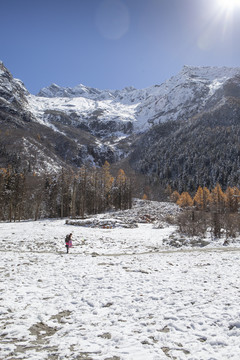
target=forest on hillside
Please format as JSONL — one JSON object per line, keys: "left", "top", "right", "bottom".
{"left": 130, "top": 100, "right": 240, "bottom": 193}
{"left": 0, "top": 162, "right": 132, "bottom": 222}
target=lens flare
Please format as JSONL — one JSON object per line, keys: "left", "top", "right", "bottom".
{"left": 95, "top": 0, "right": 130, "bottom": 40}
{"left": 218, "top": 0, "right": 240, "bottom": 10}
{"left": 197, "top": 0, "right": 240, "bottom": 51}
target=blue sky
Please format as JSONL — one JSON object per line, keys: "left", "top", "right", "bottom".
{"left": 1, "top": 0, "right": 240, "bottom": 94}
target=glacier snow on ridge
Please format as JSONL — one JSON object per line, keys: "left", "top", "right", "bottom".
{"left": 31, "top": 65, "right": 240, "bottom": 133}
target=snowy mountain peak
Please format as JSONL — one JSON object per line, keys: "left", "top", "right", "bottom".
{"left": 37, "top": 82, "right": 103, "bottom": 99}
{"left": 180, "top": 64, "right": 240, "bottom": 80}
{"left": 29, "top": 64, "right": 240, "bottom": 137}
{"left": 38, "top": 81, "right": 139, "bottom": 100}
{"left": 122, "top": 86, "right": 136, "bottom": 92}
{"left": 0, "top": 61, "right": 13, "bottom": 78}
{"left": 1, "top": 62, "right": 240, "bottom": 176}
{"left": 0, "top": 62, "right": 29, "bottom": 101}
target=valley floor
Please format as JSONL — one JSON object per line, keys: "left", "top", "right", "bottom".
{"left": 0, "top": 202, "right": 240, "bottom": 360}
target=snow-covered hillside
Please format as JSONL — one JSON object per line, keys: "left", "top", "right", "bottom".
{"left": 1, "top": 200, "right": 240, "bottom": 360}
{"left": 2, "top": 61, "right": 240, "bottom": 136}
{"left": 31, "top": 65, "right": 240, "bottom": 133}
{"left": 1, "top": 61, "right": 240, "bottom": 174}
{"left": 27, "top": 93, "right": 138, "bottom": 131}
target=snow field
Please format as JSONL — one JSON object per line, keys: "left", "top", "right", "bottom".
{"left": 0, "top": 218, "right": 240, "bottom": 359}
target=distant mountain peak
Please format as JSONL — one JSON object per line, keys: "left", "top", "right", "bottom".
{"left": 37, "top": 82, "right": 103, "bottom": 99}
{"left": 1, "top": 63, "right": 240, "bottom": 181}
{"left": 0, "top": 61, "right": 13, "bottom": 78}
{"left": 180, "top": 64, "right": 240, "bottom": 80}
{"left": 32, "top": 64, "right": 240, "bottom": 135}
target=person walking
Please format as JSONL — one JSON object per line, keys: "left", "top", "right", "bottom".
{"left": 65, "top": 233, "right": 72, "bottom": 253}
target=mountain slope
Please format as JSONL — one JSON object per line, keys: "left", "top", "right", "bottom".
{"left": 34, "top": 65, "right": 240, "bottom": 131}
{"left": 130, "top": 96, "right": 240, "bottom": 192}
{"left": 0, "top": 61, "right": 240, "bottom": 192}
{"left": 0, "top": 62, "right": 131, "bottom": 172}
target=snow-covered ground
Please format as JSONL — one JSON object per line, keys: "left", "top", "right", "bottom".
{"left": 1, "top": 201, "right": 240, "bottom": 360}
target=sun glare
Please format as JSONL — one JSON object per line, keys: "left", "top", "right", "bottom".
{"left": 218, "top": 0, "right": 240, "bottom": 10}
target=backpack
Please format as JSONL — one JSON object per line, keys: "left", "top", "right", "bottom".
{"left": 65, "top": 234, "right": 70, "bottom": 243}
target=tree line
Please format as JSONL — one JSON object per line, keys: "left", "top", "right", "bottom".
{"left": 170, "top": 184, "right": 240, "bottom": 239}
{"left": 0, "top": 161, "right": 132, "bottom": 222}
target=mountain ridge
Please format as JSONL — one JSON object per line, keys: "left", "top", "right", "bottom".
{"left": 32, "top": 64, "right": 240, "bottom": 132}
{"left": 0, "top": 62, "right": 239, "bottom": 194}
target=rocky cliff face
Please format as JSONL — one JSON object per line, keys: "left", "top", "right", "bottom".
{"left": 0, "top": 62, "right": 34, "bottom": 126}
{"left": 0, "top": 62, "right": 134, "bottom": 172}
{"left": 0, "top": 62, "right": 240, "bottom": 190}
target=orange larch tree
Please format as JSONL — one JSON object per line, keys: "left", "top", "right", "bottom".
{"left": 211, "top": 183, "right": 226, "bottom": 212}
{"left": 193, "top": 186, "right": 204, "bottom": 210}
{"left": 177, "top": 191, "right": 193, "bottom": 208}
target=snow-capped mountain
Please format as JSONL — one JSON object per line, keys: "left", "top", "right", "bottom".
{"left": 32, "top": 65, "right": 240, "bottom": 133}
{"left": 0, "top": 61, "right": 240, "bottom": 189}
{"left": 2, "top": 61, "right": 240, "bottom": 137}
